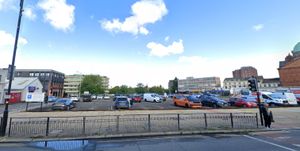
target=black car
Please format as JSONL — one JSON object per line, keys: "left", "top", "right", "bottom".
{"left": 199, "top": 95, "right": 228, "bottom": 108}
{"left": 82, "top": 94, "right": 92, "bottom": 102}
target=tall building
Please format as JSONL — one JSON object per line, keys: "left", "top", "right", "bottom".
{"left": 278, "top": 42, "right": 300, "bottom": 87}
{"left": 63, "top": 74, "right": 84, "bottom": 97}
{"left": 178, "top": 77, "right": 221, "bottom": 93}
{"left": 101, "top": 76, "right": 109, "bottom": 90}
{"left": 232, "top": 66, "right": 258, "bottom": 79}
{"left": 15, "top": 69, "right": 65, "bottom": 97}
{"left": 0, "top": 69, "right": 8, "bottom": 104}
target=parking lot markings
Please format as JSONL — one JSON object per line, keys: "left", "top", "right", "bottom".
{"left": 244, "top": 135, "right": 297, "bottom": 151}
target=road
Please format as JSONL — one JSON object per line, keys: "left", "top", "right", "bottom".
{"left": 0, "top": 130, "right": 299, "bottom": 151}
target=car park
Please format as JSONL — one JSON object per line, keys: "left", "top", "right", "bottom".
{"left": 199, "top": 95, "right": 228, "bottom": 108}
{"left": 114, "top": 96, "right": 132, "bottom": 109}
{"left": 143, "top": 93, "right": 162, "bottom": 103}
{"left": 51, "top": 98, "right": 76, "bottom": 110}
{"left": 173, "top": 95, "right": 202, "bottom": 108}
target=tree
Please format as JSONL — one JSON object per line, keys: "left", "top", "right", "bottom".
{"left": 109, "top": 86, "right": 120, "bottom": 94}
{"left": 170, "top": 77, "right": 178, "bottom": 93}
{"left": 135, "top": 83, "right": 147, "bottom": 94}
{"left": 80, "top": 75, "right": 104, "bottom": 94}
{"left": 149, "top": 85, "right": 165, "bottom": 94}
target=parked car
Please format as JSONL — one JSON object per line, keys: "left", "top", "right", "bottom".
{"left": 114, "top": 96, "right": 132, "bottom": 109}
{"left": 103, "top": 95, "right": 110, "bottom": 100}
{"left": 173, "top": 95, "right": 202, "bottom": 108}
{"left": 82, "top": 94, "right": 92, "bottom": 102}
{"left": 199, "top": 95, "right": 228, "bottom": 108}
{"left": 143, "top": 93, "right": 162, "bottom": 103}
{"left": 131, "top": 95, "right": 142, "bottom": 103}
{"left": 228, "top": 96, "right": 257, "bottom": 108}
{"left": 51, "top": 98, "right": 76, "bottom": 110}
{"left": 261, "top": 92, "right": 298, "bottom": 106}
{"left": 48, "top": 96, "right": 57, "bottom": 102}
{"left": 234, "top": 97, "right": 257, "bottom": 108}
{"left": 91, "top": 95, "right": 97, "bottom": 100}
{"left": 70, "top": 96, "right": 79, "bottom": 102}
{"left": 295, "top": 94, "right": 300, "bottom": 105}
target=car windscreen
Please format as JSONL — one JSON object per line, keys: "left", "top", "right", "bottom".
{"left": 117, "top": 98, "right": 128, "bottom": 102}
{"left": 270, "top": 93, "right": 286, "bottom": 99}
{"left": 56, "top": 99, "right": 67, "bottom": 103}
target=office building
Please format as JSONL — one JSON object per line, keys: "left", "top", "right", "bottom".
{"left": 178, "top": 77, "right": 221, "bottom": 92}
{"left": 233, "top": 66, "right": 258, "bottom": 79}
{"left": 64, "top": 74, "right": 84, "bottom": 97}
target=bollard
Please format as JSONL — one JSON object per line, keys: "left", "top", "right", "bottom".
{"left": 204, "top": 113, "right": 208, "bottom": 129}
{"left": 177, "top": 114, "right": 180, "bottom": 130}
{"left": 46, "top": 117, "right": 50, "bottom": 136}
{"left": 230, "top": 113, "right": 234, "bottom": 128}
{"left": 148, "top": 114, "right": 151, "bottom": 132}
{"left": 82, "top": 117, "right": 86, "bottom": 135}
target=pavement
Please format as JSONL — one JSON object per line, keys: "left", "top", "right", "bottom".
{"left": 0, "top": 129, "right": 299, "bottom": 151}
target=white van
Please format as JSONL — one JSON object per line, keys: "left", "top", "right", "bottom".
{"left": 143, "top": 93, "right": 161, "bottom": 103}
{"left": 261, "top": 92, "right": 297, "bottom": 106}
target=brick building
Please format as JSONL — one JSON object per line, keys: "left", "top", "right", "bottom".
{"left": 278, "top": 42, "right": 300, "bottom": 87}
{"left": 232, "top": 66, "right": 258, "bottom": 79}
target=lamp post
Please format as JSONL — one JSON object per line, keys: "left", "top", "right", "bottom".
{"left": 0, "top": 0, "right": 24, "bottom": 136}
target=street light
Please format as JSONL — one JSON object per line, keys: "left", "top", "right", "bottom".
{"left": 0, "top": 0, "right": 24, "bottom": 136}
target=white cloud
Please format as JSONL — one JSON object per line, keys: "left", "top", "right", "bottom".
{"left": 101, "top": 0, "right": 168, "bottom": 35}
{"left": 147, "top": 39, "right": 184, "bottom": 57}
{"left": 253, "top": 24, "right": 264, "bottom": 31}
{"left": 23, "top": 7, "right": 37, "bottom": 20}
{"left": 38, "top": 0, "right": 75, "bottom": 32}
{"left": 0, "top": 0, "right": 16, "bottom": 11}
{"left": 0, "top": 30, "right": 27, "bottom": 47}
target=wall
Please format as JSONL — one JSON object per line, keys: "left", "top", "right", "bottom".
{"left": 20, "top": 79, "right": 43, "bottom": 101}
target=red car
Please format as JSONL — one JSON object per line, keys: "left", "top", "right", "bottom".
{"left": 131, "top": 95, "right": 142, "bottom": 103}
{"left": 234, "top": 97, "right": 258, "bottom": 108}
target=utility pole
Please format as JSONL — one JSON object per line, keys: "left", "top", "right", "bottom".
{"left": 0, "top": 0, "right": 24, "bottom": 136}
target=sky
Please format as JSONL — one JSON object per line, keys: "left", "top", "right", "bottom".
{"left": 1, "top": 0, "right": 300, "bottom": 88}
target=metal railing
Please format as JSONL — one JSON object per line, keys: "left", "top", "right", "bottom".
{"left": 7, "top": 113, "right": 258, "bottom": 138}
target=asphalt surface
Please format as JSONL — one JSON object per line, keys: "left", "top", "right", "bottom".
{"left": 0, "top": 102, "right": 50, "bottom": 115}
{"left": 0, "top": 130, "right": 299, "bottom": 151}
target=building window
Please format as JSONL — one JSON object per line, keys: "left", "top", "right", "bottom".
{"left": 29, "top": 73, "right": 34, "bottom": 77}
{"left": 46, "top": 73, "right": 50, "bottom": 77}
{"left": 35, "top": 73, "right": 39, "bottom": 76}
{"left": 40, "top": 73, "right": 45, "bottom": 76}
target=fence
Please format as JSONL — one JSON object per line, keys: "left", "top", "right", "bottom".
{"left": 7, "top": 113, "right": 259, "bottom": 138}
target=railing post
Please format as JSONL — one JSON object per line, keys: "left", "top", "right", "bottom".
{"left": 230, "top": 113, "right": 234, "bottom": 128}
{"left": 116, "top": 115, "right": 119, "bottom": 133}
{"left": 82, "top": 117, "right": 86, "bottom": 135}
{"left": 177, "top": 114, "right": 180, "bottom": 130}
{"left": 8, "top": 118, "right": 12, "bottom": 137}
{"left": 256, "top": 113, "right": 259, "bottom": 128}
{"left": 46, "top": 117, "right": 50, "bottom": 136}
{"left": 204, "top": 113, "right": 208, "bottom": 129}
{"left": 148, "top": 114, "right": 151, "bottom": 132}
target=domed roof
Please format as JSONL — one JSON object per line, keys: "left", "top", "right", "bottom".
{"left": 293, "top": 42, "right": 300, "bottom": 53}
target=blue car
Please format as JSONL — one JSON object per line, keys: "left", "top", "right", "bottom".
{"left": 114, "top": 96, "right": 132, "bottom": 109}
{"left": 199, "top": 95, "right": 228, "bottom": 108}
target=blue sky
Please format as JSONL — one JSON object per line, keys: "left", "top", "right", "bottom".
{"left": 1, "top": 0, "right": 300, "bottom": 87}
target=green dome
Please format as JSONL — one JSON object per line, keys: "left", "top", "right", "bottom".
{"left": 293, "top": 42, "right": 300, "bottom": 53}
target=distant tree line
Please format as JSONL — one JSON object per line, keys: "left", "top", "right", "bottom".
{"left": 109, "top": 83, "right": 167, "bottom": 95}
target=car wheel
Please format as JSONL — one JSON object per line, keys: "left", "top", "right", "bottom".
{"left": 153, "top": 99, "right": 156, "bottom": 103}
{"left": 212, "top": 104, "right": 217, "bottom": 108}
{"left": 185, "top": 103, "right": 189, "bottom": 108}
{"left": 270, "top": 103, "right": 276, "bottom": 107}
{"left": 242, "top": 104, "right": 247, "bottom": 108}
{"left": 174, "top": 102, "right": 177, "bottom": 106}
{"left": 67, "top": 106, "right": 70, "bottom": 111}
{"left": 144, "top": 99, "right": 147, "bottom": 102}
